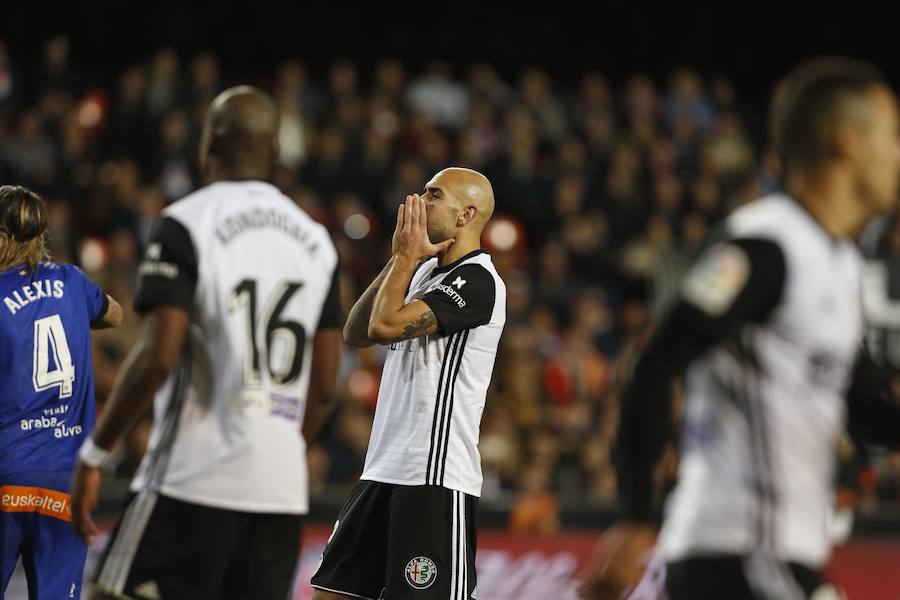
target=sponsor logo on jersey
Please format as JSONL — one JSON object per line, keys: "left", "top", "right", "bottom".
{"left": 19, "top": 416, "right": 82, "bottom": 439}
{"left": 405, "top": 556, "right": 437, "bottom": 589}
{"left": 433, "top": 284, "right": 467, "bottom": 308}
{"left": 0, "top": 485, "right": 72, "bottom": 521}
{"left": 269, "top": 393, "right": 300, "bottom": 421}
{"left": 452, "top": 276, "right": 467, "bottom": 289}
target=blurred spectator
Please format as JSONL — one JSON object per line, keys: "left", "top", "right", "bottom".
{"left": 510, "top": 463, "right": 561, "bottom": 535}
{"left": 35, "top": 36, "right": 77, "bottom": 96}
{"left": 1, "top": 109, "right": 56, "bottom": 188}
{"left": 152, "top": 110, "right": 195, "bottom": 200}
{"left": 0, "top": 40, "right": 16, "bottom": 112}
{"left": 663, "top": 68, "right": 715, "bottom": 133}
{"left": 520, "top": 68, "right": 567, "bottom": 145}
{"left": 407, "top": 61, "right": 469, "bottom": 130}
{"left": 145, "top": 47, "right": 181, "bottom": 116}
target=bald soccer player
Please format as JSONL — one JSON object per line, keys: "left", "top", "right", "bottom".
{"left": 71, "top": 86, "right": 343, "bottom": 600}
{"left": 312, "top": 169, "right": 507, "bottom": 600}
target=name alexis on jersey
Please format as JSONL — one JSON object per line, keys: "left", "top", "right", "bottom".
{"left": 3, "top": 279, "right": 65, "bottom": 315}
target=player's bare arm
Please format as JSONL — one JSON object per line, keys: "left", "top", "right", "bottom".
{"left": 343, "top": 257, "right": 394, "bottom": 348}
{"left": 71, "top": 305, "right": 189, "bottom": 543}
{"left": 90, "top": 294, "right": 123, "bottom": 330}
{"left": 368, "top": 195, "right": 453, "bottom": 345}
{"left": 302, "top": 328, "right": 342, "bottom": 442}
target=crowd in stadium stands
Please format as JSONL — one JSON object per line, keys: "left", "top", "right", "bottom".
{"left": 3, "top": 38, "right": 899, "bottom": 532}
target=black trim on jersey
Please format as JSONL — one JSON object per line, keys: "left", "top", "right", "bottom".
{"left": 90, "top": 293, "right": 110, "bottom": 329}
{"left": 430, "top": 332, "right": 465, "bottom": 485}
{"left": 453, "top": 491, "right": 463, "bottom": 600}
{"left": 617, "top": 238, "right": 786, "bottom": 522}
{"left": 134, "top": 216, "right": 198, "bottom": 314}
{"left": 420, "top": 263, "right": 496, "bottom": 336}
{"left": 426, "top": 329, "right": 470, "bottom": 486}
{"left": 439, "top": 329, "right": 470, "bottom": 486}
{"left": 426, "top": 332, "right": 459, "bottom": 483}
{"left": 430, "top": 249, "right": 488, "bottom": 277}
{"left": 317, "top": 262, "right": 343, "bottom": 329}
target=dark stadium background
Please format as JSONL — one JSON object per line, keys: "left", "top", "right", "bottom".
{"left": 2, "top": 2, "right": 896, "bottom": 97}
{"left": 4, "top": 3, "right": 900, "bottom": 598}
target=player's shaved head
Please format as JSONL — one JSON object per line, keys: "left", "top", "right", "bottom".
{"left": 433, "top": 167, "right": 495, "bottom": 228}
{"left": 200, "top": 85, "right": 280, "bottom": 180}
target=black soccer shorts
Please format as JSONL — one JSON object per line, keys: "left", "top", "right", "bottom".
{"left": 311, "top": 480, "right": 478, "bottom": 600}
{"left": 93, "top": 491, "right": 303, "bottom": 600}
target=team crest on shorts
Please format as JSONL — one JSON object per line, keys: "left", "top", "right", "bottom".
{"left": 405, "top": 556, "right": 437, "bottom": 589}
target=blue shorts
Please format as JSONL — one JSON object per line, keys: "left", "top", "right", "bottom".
{"left": 1, "top": 470, "right": 86, "bottom": 600}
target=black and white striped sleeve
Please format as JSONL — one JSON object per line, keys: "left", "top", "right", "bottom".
{"left": 419, "top": 264, "right": 496, "bottom": 336}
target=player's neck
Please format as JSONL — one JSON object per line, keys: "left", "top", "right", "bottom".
{"left": 203, "top": 163, "right": 269, "bottom": 185}
{"left": 437, "top": 239, "right": 481, "bottom": 267}
{"left": 787, "top": 169, "right": 871, "bottom": 239}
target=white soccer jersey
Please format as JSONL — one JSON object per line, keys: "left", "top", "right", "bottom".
{"left": 130, "top": 181, "right": 340, "bottom": 514}
{"left": 361, "top": 250, "right": 506, "bottom": 497}
{"left": 659, "top": 194, "right": 863, "bottom": 568}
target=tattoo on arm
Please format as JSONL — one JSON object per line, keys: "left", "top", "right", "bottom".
{"left": 388, "top": 310, "right": 437, "bottom": 344}
{"left": 344, "top": 259, "right": 394, "bottom": 347}
{"left": 345, "top": 285, "right": 378, "bottom": 345}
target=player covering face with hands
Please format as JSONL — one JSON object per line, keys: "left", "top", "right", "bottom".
{"left": 312, "top": 169, "right": 505, "bottom": 600}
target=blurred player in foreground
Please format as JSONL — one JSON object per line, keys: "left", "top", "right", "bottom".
{"left": 581, "top": 57, "right": 900, "bottom": 599}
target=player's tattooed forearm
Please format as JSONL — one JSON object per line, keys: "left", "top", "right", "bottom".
{"left": 389, "top": 310, "right": 436, "bottom": 342}
{"left": 346, "top": 287, "right": 378, "bottom": 343}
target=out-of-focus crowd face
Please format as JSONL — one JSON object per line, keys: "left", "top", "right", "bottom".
{"left": 3, "top": 38, "right": 891, "bottom": 523}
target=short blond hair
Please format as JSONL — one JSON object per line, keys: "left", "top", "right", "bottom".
{"left": 0, "top": 185, "right": 50, "bottom": 273}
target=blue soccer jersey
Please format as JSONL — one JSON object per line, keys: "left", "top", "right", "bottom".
{"left": 0, "top": 262, "right": 107, "bottom": 476}
{"left": 0, "top": 262, "right": 107, "bottom": 600}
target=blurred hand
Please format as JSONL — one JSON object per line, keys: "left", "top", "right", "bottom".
{"left": 578, "top": 522, "right": 658, "bottom": 600}
{"left": 70, "top": 461, "right": 102, "bottom": 544}
{"left": 392, "top": 194, "right": 454, "bottom": 261}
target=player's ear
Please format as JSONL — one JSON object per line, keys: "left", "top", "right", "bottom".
{"left": 458, "top": 206, "right": 477, "bottom": 227}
